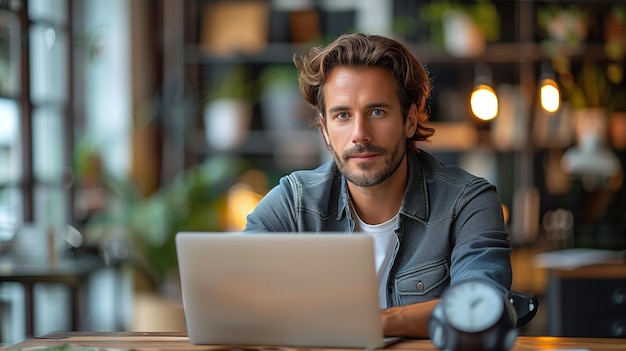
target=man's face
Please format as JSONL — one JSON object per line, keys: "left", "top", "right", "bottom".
{"left": 320, "top": 66, "right": 417, "bottom": 187}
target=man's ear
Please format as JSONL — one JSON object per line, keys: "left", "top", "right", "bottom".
{"left": 319, "top": 114, "right": 331, "bottom": 149}
{"left": 406, "top": 104, "right": 418, "bottom": 138}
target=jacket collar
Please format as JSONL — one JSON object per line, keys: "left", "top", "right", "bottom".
{"left": 401, "top": 151, "right": 429, "bottom": 222}
{"left": 336, "top": 150, "right": 430, "bottom": 222}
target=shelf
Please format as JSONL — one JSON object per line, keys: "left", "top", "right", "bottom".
{"left": 190, "top": 130, "right": 275, "bottom": 156}
{"left": 185, "top": 42, "right": 609, "bottom": 66}
{"left": 413, "top": 42, "right": 607, "bottom": 65}
{"left": 185, "top": 43, "right": 314, "bottom": 65}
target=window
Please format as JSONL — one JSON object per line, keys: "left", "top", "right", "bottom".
{"left": 0, "top": 0, "right": 72, "bottom": 239}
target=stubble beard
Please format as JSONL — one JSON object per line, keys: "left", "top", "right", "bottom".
{"left": 327, "top": 135, "right": 407, "bottom": 187}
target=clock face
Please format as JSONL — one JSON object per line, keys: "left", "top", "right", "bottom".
{"left": 442, "top": 280, "right": 504, "bottom": 333}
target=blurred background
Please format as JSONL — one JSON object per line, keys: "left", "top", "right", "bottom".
{"left": 1, "top": 0, "right": 625, "bottom": 345}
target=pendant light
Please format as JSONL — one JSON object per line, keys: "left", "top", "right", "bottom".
{"left": 470, "top": 64, "right": 498, "bottom": 121}
{"left": 539, "top": 63, "right": 561, "bottom": 113}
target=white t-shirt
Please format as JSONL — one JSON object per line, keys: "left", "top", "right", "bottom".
{"left": 352, "top": 208, "right": 399, "bottom": 309}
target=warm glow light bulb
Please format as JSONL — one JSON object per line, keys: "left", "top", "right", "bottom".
{"left": 226, "top": 183, "right": 262, "bottom": 231}
{"left": 540, "top": 78, "right": 560, "bottom": 113}
{"left": 470, "top": 85, "right": 498, "bottom": 121}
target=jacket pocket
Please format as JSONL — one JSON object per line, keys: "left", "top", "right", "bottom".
{"left": 394, "top": 258, "right": 450, "bottom": 305}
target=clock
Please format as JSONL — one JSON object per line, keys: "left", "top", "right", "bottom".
{"left": 428, "top": 279, "right": 518, "bottom": 351}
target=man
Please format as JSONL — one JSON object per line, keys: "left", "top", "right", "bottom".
{"left": 244, "top": 33, "right": 512, "bottom": 338}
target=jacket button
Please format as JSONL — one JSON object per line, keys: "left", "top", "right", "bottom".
{"left": 416, "top": 281, "right": 425, "bottom": 291}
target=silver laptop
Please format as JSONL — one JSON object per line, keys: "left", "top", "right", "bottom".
{"left": 176, "top": 232, "right": 397, "bottom": 348}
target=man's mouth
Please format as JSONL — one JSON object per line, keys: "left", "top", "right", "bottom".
{"left": 348, "top": 153, "right": 379, "bottom": 160}
{"left": 343, "top": 145, "right": 386, "bottom": 161}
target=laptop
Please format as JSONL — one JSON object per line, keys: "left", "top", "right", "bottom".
{"left": 175, "top": 232, "right": 399, "bottom": 348}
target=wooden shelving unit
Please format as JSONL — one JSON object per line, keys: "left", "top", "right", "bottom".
{"left": 160, "top": 0, "right": 626, "bottom": 249}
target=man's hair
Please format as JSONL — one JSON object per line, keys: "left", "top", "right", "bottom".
{"left": 293, "top": 32, "right": 435, "bottom": 149}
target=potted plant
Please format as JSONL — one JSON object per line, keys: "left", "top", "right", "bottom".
{"left": 418, "top": 0, "right": 500, "bottom": 57}
{"left": 125, "top": 156, "right": 250, "bottom": 290}
{"left": 258, "top": 64, "right": 321, "bottom": 170}
{"left": 258, "top": 65, "right": 307, "bottom": 135}
{"left": 563, "top": 60, "right": 611, "bottom": 111}
{"left": 537, "top": 3, "right": 590, "bottom": 82}
{"left": 202, "top": 64, "right": 254, "bottom": 151}
{"left": 78, "top": 149, "right": 249, "bottom": 291}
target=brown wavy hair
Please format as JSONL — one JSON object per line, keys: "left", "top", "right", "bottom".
{"left": 293, "top": 33, "right": 434, "bottom": 152}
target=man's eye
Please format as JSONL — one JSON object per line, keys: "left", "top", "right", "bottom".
{"left": 371, "top": 109, "right": 384, "bottom": 117}
{"left": 335, "top": 112, "right": 350, "bottom": 120}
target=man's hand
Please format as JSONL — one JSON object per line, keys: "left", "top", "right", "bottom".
{"left": 382, "top": 299, "right": 440, "bottom": 338}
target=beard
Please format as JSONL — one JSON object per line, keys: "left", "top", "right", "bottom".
{"left": 326, "top": 135, "right": 406, "bottom": 187}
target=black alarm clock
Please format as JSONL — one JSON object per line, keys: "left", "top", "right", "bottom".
{"left": 428, "top": 279, "right": 519, "bottom": 351}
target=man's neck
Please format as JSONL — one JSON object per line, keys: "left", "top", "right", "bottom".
{"left": 347, "top": 159, "right": 408, "bottom": 225}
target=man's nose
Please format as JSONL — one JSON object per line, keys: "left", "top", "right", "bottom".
{"left": 351, "top": 114, "right": 372, "bottom": 145}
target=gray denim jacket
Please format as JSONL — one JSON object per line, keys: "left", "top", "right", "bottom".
{"left": 244, "top": 150, "right": 512, "bottom": 307}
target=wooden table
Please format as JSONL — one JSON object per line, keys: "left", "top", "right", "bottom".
{"left": 3, "top": 332, "right": 626, "bottom": 350}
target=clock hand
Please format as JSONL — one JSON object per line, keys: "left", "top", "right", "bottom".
{"left": 470, "top": 297, "right": 484, "bottom": 309}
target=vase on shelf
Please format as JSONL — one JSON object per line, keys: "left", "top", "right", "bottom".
{"left": 203, "top": 99, "right": 252, "bottom": 151}
{"left": 441, "top": 9, "right": 486, "bottom": 58}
